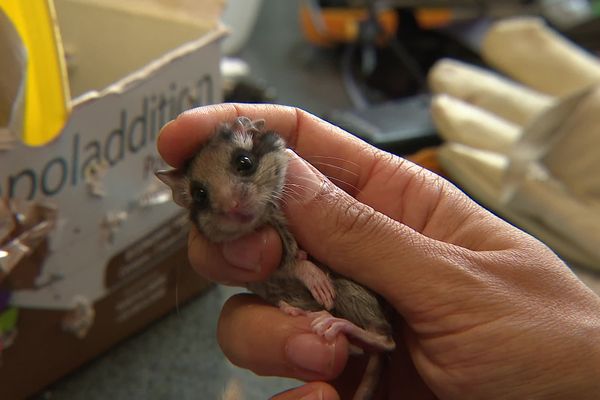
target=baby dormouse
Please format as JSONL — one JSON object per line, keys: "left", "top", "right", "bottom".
{"left": 157, "top": 116, "right": 395, "bottom": 400}
{"left": 158, "top": 118, "right": 288, "bottom": 243}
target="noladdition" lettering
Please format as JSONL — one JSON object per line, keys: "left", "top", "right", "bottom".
{"left": 1, "top": 76, "right": 213, "bottom": 199}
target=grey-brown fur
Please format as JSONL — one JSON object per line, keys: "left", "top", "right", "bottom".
{"left": 157, "top": 116, "right": 394, "bottom": 400}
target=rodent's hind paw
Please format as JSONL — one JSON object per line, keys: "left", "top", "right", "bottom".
{"left": 308, "top": 311, "right": 396, "bottom": 352}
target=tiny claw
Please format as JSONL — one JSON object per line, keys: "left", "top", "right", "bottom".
{"left": 278, "top": 300, "right": 307, "bottom": 317}
{"left": 296, "top": 249, "right": 308, "bottom": 260}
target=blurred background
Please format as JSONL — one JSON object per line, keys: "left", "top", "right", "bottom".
{"left": 1, "top": 0, "right": 600, "bottom": 399}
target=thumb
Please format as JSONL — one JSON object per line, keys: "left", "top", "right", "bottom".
{"left": 283, "top": 151, "right": 472, "bottom": 313}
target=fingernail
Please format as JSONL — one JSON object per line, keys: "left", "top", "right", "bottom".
{"left": 156, "top": 119, "right": 175, "bottom": 143}
{"left": 285, "top": 150, "right": 323, "bottom": 204}
{"left": 285, "top": 333, "right": 335, "bottom": 375}
{"left": 157, "top": 119, "right": 175, "bottom": 141}
{"left": 269, "top": 386, "right": 323, "bottom": 400}
{"left": 222, "top": 230, "right": 267, "bottom": 272}
{"left": 299, "top": 391, "right": 324, "bottom": 400}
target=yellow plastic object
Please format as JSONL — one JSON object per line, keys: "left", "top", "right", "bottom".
{"left": 0, "top": 0, "right": 70, "bottom": 146}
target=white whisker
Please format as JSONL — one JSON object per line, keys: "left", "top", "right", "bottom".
{"left": 308, "top": 161, "right": 360, "bottom": 178}
{"left": 281, "top": 186, "right": 304, "bottom": 204}
{"left": 325, "top": 176, "right": 361, "bottom": 193}
{"left": 291, "top": 173, "right": 361, "bottom": 194}
{"left": 305, "top": 155, "right": 360, "bottom": 169}
{"left": 282, "top": 185, "right": 304, "bottom": 198}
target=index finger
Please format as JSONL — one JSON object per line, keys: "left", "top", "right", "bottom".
{"left": 156, "top": 103, "right": 494, "bottom": 238}
{"left": 218, "top": 294, "right": 349, "bottom": 381}
{"left": 156, "top": 103, "right": 375, "bottom": 194}
{"left": 156, "top": 103, "right": 510, "bottom": 245}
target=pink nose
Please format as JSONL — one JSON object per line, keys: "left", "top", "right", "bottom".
{"left": 227, "top": 199, "right": 241, "bottom": 213}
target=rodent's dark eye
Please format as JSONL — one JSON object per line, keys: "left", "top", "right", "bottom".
{"left": 232, "top": 151, "right": 257, "bottom": 176}
{"left": 237, "top": 155, "right": 253, "bottom": 171}
{"left": 191, "top": 183, "right": 208, "bottom": 207}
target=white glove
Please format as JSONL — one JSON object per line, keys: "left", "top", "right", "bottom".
{"left": 428, "top": 17, "right": 600, "bottom": 270}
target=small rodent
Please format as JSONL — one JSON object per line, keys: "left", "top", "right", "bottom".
{"left": 157, "top": 116, "right": 395, "bottom": 400}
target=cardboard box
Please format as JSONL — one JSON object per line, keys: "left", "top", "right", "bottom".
{"left": 0, "top": 1, "right": 226, "bottom": 398}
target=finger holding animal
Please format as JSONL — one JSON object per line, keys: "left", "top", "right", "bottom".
{"left": 157, "top": 103, "right": 303, "bottom": 169}
{"left": 217, "top": 295, "right": 432, "bottom": 399}
{"left": 157, "top": 103, "right": 384, "bottom": 197}
{"left": 156, "top": 104, "right": 528, "bottom": 314}
{"left": 156, "top": 105, "right": 600, "bottom": 400}
{"left": 157, "top": 113, "right": 402, "bottom": 399}
{"left": 157, "top": 103, "right": 507, "bottom": 240}
{"left": 186, "top": 224, "right": 283, "bottom": 286}
{"left": 218, "top": 294, "right": 349, "bottom": 382}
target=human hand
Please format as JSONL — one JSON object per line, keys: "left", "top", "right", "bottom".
{"left": 157, "top": 103, "right": 600, "bottom": 399}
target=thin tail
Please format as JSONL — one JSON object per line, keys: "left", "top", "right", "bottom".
{"left": 353, "top": 353, "right": 383, "bottom": 400}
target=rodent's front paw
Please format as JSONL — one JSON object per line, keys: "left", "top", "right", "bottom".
{"left": 298, "top": 260, "right": 336, "bottom": 310}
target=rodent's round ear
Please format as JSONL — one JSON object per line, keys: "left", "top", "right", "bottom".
{"left": 155, "top": 169, "right": 191, "bottom": 208}
{"left": 251, "top": 119, "right": 265, "bottom": 131}
{"left": 234, "top": 116, "right": 252, "bottom": 132}
{"left": 234, "top": 116, "right": 266, "bottom": 133}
